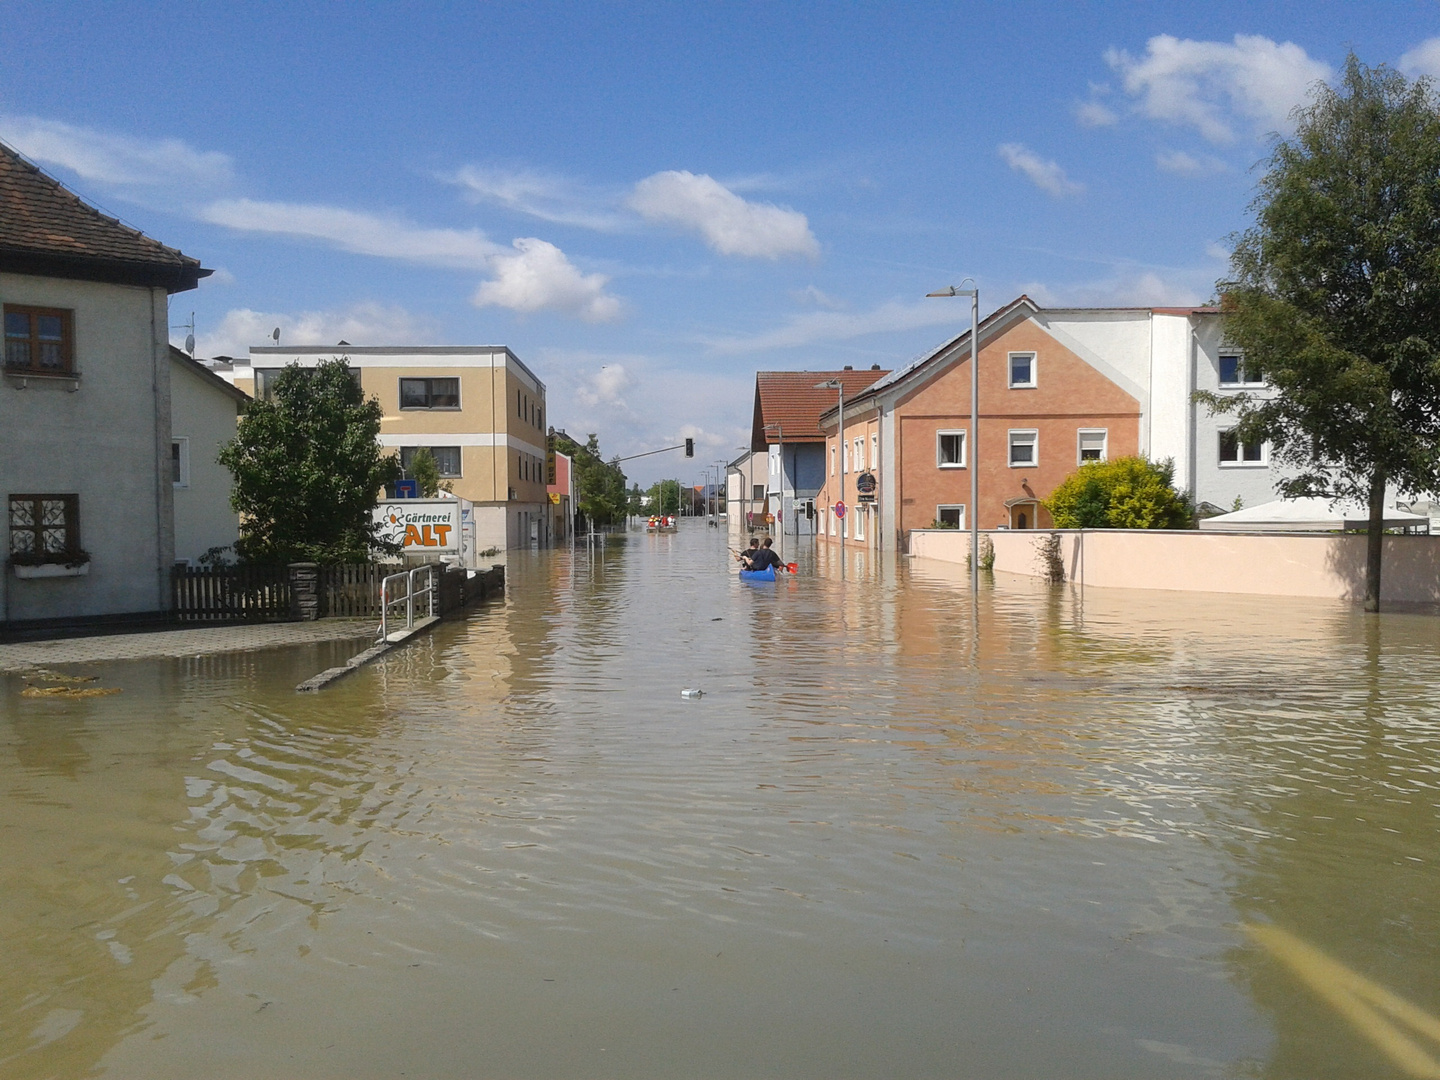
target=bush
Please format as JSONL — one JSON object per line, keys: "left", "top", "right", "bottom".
{"left": 1045, "top": 456, "right": 1192, "bottom": 529}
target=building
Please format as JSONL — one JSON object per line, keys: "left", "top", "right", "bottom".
{"left": 749, "top": 368, "right": 890, "bottom": 539}
{"left": 170, "top": 347, "right": 248, "bottom": 565}
{"left": 726, "top": 450, "right": 767, "bottom": 533}
{"left": 1, "top": 143, "right": 209, "bottom": 627}
{"left": 815, "top": 297, "right": 1285, "bottom": 552}
{"left": 221, "top": 345, "right": 550, "bottom": 550}
{"left": 547, "top": 449, "right": 574, "bottom": 544}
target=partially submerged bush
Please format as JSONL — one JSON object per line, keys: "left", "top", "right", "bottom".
{"left": 1045, "top": 456, "right": 1192, "bottom": 529}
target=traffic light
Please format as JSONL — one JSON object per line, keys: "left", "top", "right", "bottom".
{"left": 684, "top": 437, "right": 694, "bottom": 457}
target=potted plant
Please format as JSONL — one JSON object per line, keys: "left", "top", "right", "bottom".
{"left": 10, "top": 549, "right": 91, "bottom": 578}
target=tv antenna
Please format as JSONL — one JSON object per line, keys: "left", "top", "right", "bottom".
{"left": 169, "top": 312, "right": 196, "bottom": 358}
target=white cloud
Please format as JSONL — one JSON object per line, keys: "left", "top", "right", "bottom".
{"left": 1106, "top": 34, "right": 1330, "bottom": 143}
{"left": 200, "top": 198, "right": 501, "bottom": 268}
{"left": 446, "top": 165, "right": 625, "bottom": 230}
{"left": 706, "top": 299, "right": 961, "bottom": 355}
{"left": 1155, "top": 149, "right": 1228, "bottom": 176}
{"left": 791, "top": 285, "right": 846, "bottom": 309}
{"left": 1075, "top": 100, "right": 1119, "bottom": 127}
{"left": 1399, "top": 38, "right": 1440, "bottom": 80}
{"left": 998, "top": 144, "right": 1084, "bottom": 197}
{"left": 576, "top": 363, "right": 636, "bottom": 411}
{"left": 0, "top": 114, "right": 234, "bottom": 190}
{"left": 183, "top": 302, "right": 438, "bottom": 359}
{"left": 1020, "top": 271, "right": 1206, "bottom": 308}
{"left": 473, "top": 237, "right": 622, "bottom": 322}
{"left": 628, "top": 170, "right": 819, "bottom": 259}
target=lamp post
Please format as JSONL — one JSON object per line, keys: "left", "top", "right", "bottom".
{"left": 714, "top": 460, "right": 727, "bottom": 524}
{"left": 926, "top": 281, "right": 980, "bottom": 594}
{"left": 816, "top": 378, "right": 845, "bottom": 580}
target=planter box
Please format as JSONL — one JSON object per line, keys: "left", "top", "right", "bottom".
{"left": 13, "top": 561, "right": 90, "bottom": 579}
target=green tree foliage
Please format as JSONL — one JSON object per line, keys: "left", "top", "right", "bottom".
{"left": 1045, "top": 457, "right": 1192, "bottom": 529}
{"left": 626, "top": 483, "right": 645, "bottom": 518}
{"left": 645, "top": 479, "right": 683, "bottom": 515}
{"left": 219, "top": 359, "right": 401, "bottom": 563}
{"left": 552, "top": 431, "right": 628, "bottom": 527}
{"left": 1199, "top": 57, "right": 1440, "bottom": 611}
{"left": 408, "top": 447, "right": 449, "bottom": 498}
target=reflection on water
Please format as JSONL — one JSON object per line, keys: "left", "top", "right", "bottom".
{"left": 2, "top": 526, "right": 1439, "bottom": 1077}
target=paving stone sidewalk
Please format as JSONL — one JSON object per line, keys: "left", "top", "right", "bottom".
{"left": 0, "top": 620, "right": 376, "bottom": 672}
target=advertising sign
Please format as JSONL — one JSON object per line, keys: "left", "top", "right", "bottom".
{"left": 373, "top": 500, "right": 462, "bottom": 553}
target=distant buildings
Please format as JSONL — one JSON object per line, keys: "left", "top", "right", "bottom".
{"left": 749, "top": 367, "right": 890, "bottom": 539}
{"left": 170, "top": 346, "right": 247, "bottom": 566}
{"left": 1, "top": 142, "right": 211, "bottom": 627}
{"left": 218, "top": 345, "right": 551, "bottom": 550}
{"left": 814, "top": 296, "right": 1285, "bottom": 552}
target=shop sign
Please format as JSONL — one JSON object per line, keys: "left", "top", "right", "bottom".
{"left": 373, "top": 500, "right": 461, "bottom": 553}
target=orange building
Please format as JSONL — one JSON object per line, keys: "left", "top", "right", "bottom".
{"left": 816, "top": 296, "right": 1145, "bottom": 551}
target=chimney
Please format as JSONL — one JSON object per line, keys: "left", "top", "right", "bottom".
{"left": 843, "top": 365, "right": 853, "bottom": 371}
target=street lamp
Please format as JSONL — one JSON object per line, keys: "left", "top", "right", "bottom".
{"left": 816, "top": 378, "right": 845, "bottom": 580}
{"left": 926, "top": 281, "right": 980, "bottom": 594}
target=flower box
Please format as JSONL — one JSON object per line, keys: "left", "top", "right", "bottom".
{"left": 13, "top": 561, "right": 90, "bottom": 578}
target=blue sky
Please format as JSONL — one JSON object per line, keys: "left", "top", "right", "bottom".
{"left": 2, "top": 1, "right": 1437, "bottom": 483}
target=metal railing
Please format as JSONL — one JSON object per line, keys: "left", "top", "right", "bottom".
{"left": 379, "top": 565, "right": 435, "bottom": 640}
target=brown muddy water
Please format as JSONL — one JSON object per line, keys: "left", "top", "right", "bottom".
{"left": 3, "top": 523, "right": 1440, "bottom": 1079}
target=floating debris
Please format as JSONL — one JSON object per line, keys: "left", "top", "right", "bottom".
{"left": 681, "top": 688, "right": 704, "bottom": 699}
{"left": 23, "top": 669, "right": 98, "bottom": 684}
{"left": 21, "top": 684, "right": 122, "bottom": 698}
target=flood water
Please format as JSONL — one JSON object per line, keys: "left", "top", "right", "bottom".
{"left": 4, "top": 523, "right": 1440, "bottom": 1079}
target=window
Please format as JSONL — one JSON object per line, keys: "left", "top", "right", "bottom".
{"left": 1077, "top": 429, "right": 1108, "bottom": 463}
{"left": 1008, "top": 351, "right": 1036, "bottom": 388}
{"left": 1219, "top": 430, "right": 1266, "bottom": 466}
{"left": 8, "top": 494, "right": 79, "bottom": 558}
{"left": 172, "top": 438, "right": 190, "bottom": 488}
{"left": 831, "top": 446, "right": 837, "bottom": 476}
{"left": 937, "top": 430, "right": 966, "bottom": 468}
{"left": 399, "top": 446, "right": 462, "bottom": 477}
{"left": 936, "top": 505, "right": 965, "bottom": 529}
{"left": 853, "top": 505, "right": 865, "bottom": 541}
{"left": 399, "top": 377, "right": 460, "bottom": 409}
{"left": 255, "top": 365, "right": 359, "bottom": 402}
{"left": 1008, "top": 429, "right": 1038, "bottom": 467}
{"left": 853, "top": 438, "right": 863, "bottom": 474}
{"left": 4, "top": 306, "right": 73, "bottom": 373}
{"left": 1219, "top": 352, "right": 1263, "bottom": 386}
{"left": 752, "top": 484, "right": 765, "bottom": 501}
{"left": 870, "top": 434, "right": 878, "bottom": 470}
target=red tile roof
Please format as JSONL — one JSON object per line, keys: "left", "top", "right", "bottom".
{"left": 0, "top": 141, "right": 209, "bottom": 292}
{"left": 751, "top": 368, "right": 890, "bottom": 448}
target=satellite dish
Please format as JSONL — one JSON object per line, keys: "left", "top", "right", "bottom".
{"left": 184, "top": 332, "right": 195, "bottom": 357}
{"left": 271, "top": 327, "right": 280, "bottom": 344}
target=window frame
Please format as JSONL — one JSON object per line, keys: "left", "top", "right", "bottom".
{"left": 1076, "top": 428, "right": 1108, "bottom": 465}
{"left": 4, "top": 305, "right": 75, "bottom": 376}
{"left": 1218, "top": 351, "right": 1264, "bottom": 388}
{"left": 399, "top": 377, "right": 461, "bottom": 411}
{"left": 1218, "top": 429, "right": 1268, "bottom": 467}
{"left": 752, "top": 483, "right": 765, "bottom": 502}
{"left": 1008, "top": 351, "right": 1037, "bottom": 389}
{"left": 936, "top": 504, "right": 966, "bottom": 529}
{"left": 1008, "top": 428, "right": 1039, "bottom": 468}
{"left": 400, "top": 445, "right": 463, "bottom": 479}
{"left": 172, "top": 437, "right": 191, "bottom": 488}
{"left": 936, "top": 429, "right": 967, "bottom": 469}
{"left": 8, "top": 493, "right": 81, "bottom": 559}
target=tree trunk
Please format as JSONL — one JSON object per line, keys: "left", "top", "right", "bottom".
{"left": 1364, "top": 470, "right": 1386, "bottom": 613}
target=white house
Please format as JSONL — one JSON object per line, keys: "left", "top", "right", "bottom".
{"left": 1, "top": 142, "right": 210, "bottom": 628}
{"left": 170, "top": 347, "right": 247, "bottom": 565}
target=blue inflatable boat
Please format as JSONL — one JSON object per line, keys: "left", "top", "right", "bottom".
{"left": 738, "top": 566, "right": 776, "bottom": 583}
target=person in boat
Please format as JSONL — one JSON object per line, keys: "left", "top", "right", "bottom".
{"left": 748, "top": 537, "right": 785, "bottom": 573}
{"left": 736, "top": 538, "right": 760, "bottom": 569}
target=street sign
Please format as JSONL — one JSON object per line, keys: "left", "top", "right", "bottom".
{"left": 834, "top": 500, "right": 847, "bottom": 519}
{"left": 393, "top": 479, "right": 419, "bottom": 499}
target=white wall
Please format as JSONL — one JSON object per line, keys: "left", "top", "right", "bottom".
{"left": 170, "top": 357, "right": 241, "bottom": 564}
{"left": 1, "top": 273, "right": 173, "bottom": 623}
{"left": 1190, "top": 316, "right": 1285, "bottom": 513}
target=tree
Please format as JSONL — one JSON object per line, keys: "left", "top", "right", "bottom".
{"left": 408, "top": 447, "right": 450, "bottom": 498}
{"left": 626, "top": 483, "right": 645, "bottom": 518}
{"left": 1200, "top": 57, "right": 1440, "bottom": 611}
{"left": 1045, "top": 457, "right": 1192, "bottom": 529}
{"left": 552, "top": 431, "right": 628, "bottom": 527}
{"left": 645, "top": 479, "right": 683, "bottom": 515}
{"left": 219, "top": 359, "right": 401, "bottom": 563}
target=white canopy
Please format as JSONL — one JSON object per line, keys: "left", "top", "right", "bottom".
{"left": 1198, "top": 497, "right": 1430, "bottom": 533}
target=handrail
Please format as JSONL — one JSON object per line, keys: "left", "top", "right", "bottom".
{"left": 379, "top": 564, "right": 436, "bottom": 640}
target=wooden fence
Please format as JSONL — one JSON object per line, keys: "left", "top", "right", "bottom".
{"left": 320, "top": 564, "right": 387, "bottom": 617}
{"left": 172, "top": 564, "right": 291, "bottom": 622}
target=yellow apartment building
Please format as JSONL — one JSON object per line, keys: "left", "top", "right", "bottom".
{"left": 221, "top": 345, "right": 550, "bottom": 550}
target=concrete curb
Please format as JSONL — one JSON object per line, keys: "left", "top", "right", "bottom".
{"left": 295, "top": 616, "right": 440, "bottom": 692}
